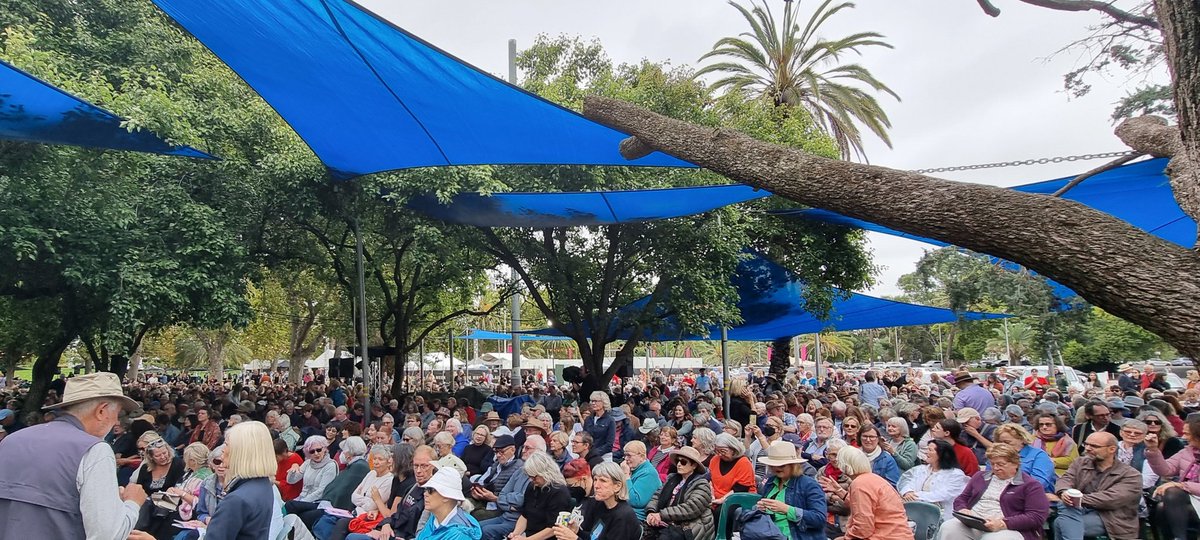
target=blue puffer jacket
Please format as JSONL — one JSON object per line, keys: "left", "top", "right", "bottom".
{"left": 416, "top": 508, "right": 482, "bottom": 540}
{"left": 759, "top": 473, "right": 827, "bottom": 540}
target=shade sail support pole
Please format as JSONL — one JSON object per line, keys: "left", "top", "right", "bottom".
{"left": 354, "top": 219, "right": 372, "bottom": 406}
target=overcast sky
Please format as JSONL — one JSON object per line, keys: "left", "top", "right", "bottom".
{"left": 360, "top": 0, "right": 1163, "bottom": 296}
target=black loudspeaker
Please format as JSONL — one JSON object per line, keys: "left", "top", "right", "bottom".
{"left": 339, "top": 358, "right": 355, "bottom": 378}
{"left": 562, "top": 366, "right": 585, "bottom": 384}
{"left": 617, "top": 362, "right": 633, "bottom": 378}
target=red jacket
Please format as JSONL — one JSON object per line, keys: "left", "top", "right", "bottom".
{"left": 953, "top": 442, "right": 981, "bottom": 477}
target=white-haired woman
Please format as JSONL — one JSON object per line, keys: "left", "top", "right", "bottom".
{"left": 708, "top": 433, "right": 757, "bottom": 509}
{"left": 551, "top": 462, "right": 641, "bottom": 540}
{"left": 312, "top": 443, "right": 395, "bottom": 539}
{"left": 167, "top": 442, "right": 213, "bottom": 520}
{"left": 204, "top": 421, "right": 278, "bottom": 539}
{"left": 832, "top": 446, "right": 914, "bottom": 540}
{"left": 583, "top": 391, "right": 616, "bottom": 462}
{"left": 433, "top": 431, "right": 468, "bottom": 475}
{"left": 511, "top": 452, "right": 574, "bottom": 540}
{"left": 284, "top": 435, "right": 371, "bottom": 530}
{"left": 286, "top": 435, "right": 339, "bottom": 502}
{"left": 881, "top": 416, "right": 919, "bottom": 471}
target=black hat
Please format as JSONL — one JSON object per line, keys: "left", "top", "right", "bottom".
{"left": 493, "top": 435, "right": 516, "bottom": 449}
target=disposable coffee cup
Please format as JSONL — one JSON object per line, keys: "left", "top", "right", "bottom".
{"left": 1064, "top": 489, "right": 1083, "bottom": 507}
{"left": 556, "top": 511, "right": 572, "bottom": 527}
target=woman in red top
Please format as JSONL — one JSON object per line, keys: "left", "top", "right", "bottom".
{"left": 707, "top": 433, "right": 757, "bottom": 509}
{"left": 274, "top": 438, "right": 304, "bottom": 501}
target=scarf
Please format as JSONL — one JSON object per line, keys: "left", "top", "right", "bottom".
{"left": 308, "top": 452, "right": 336, "bottom": 471}
{"left": 1182, "top": 448, "right": 1200, "bottom": 483}
{"left": 864, "top": 446, "right": 882, "bottom": 462}
{"left": 1035, "top": 431, "right": 1074, "bottom": 458}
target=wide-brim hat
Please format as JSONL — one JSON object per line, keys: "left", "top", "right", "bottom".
{"left": 610, "top": 408, "right": 627, "bottom": 421}
{"left": 436, "top": 407, "right": 451, "bottom": 417}
{"left": 639, "top": 418, "right": 659, "bottom": 434}
{"left": 1117, "top": 363, "right": 1137, "bottom": 373}
{"left": 44, "top": 372, "right": 139, "bottom": 412}
{"left": 484, "top": 412, "right": 501, "bottom": 422}
{"left": 955, "top": 407, "right": 981, "bottom": 423}
{"left": 757, "top": 440, "right": 807, "bottom": 467}
{"left": 522, "top": 420, "right": 547, "bottom": 433}
{"left": 952, "top": 370, "right": 978, "bottom": 384}
{"left": 1106, "top": 399, "right": 1129, "bottom": 412}
{"left": 670, "top": 446, "right": 708, "bottom": 474}
{"left": 422, "top": 467, "right": 465, "bottom": 501}
{"left": 1124, "top": 396, "right": 1146, "bottom": 409}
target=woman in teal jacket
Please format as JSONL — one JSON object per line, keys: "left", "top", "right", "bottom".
{"left": 417, "top": 467, "right": 482, "bottom": 540}
{"left": 756, "top": 441, "right": 827, "bottom": 540}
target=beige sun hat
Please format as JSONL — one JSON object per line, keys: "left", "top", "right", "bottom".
{"left": 44, "top": 372, "right": 139, "bottom": 412}
{"left": 757, "top": 440, "right": 807, "bottom": 467}
{"left": 671, "top": 446, "right": 709, "bottom": 474}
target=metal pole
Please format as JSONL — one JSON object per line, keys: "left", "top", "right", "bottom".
{"left": 815, "top": 333, "right": 823, "bottom": 384}
{"left": 721, "top": 327, "right": 730, "bottom": 418}
{"left": 419, "top": 339, "right": 425, "bottom": 391}
{"left": 448, "top": 330, "right": 454, "bottom": 392}
{"left": 353, "top": 221, "right": 371, "bottom": 405}
{"left": 507, "top": 39, "right": 524, "bottom": 387}
{"left": 1003, "top": 318, "right": 1013, "bottom": 366}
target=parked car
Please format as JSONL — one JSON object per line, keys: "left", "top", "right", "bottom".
{"left": 1011, "top": 365, "right": 1087, "bottom": 393}
{"left": 1171, "top": 357, "right": 1194, "bottom": 367}
{"left": 921, "top": 361, "right": 944, "bottom": 369}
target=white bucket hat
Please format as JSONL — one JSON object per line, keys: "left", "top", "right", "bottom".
{"left": 44, "top": 372, "right": 139, "bottom": 411}
{"left": 639, "top": 418, "right": 659, "bottom": 434}
{"left": 757, "top": 440, "right": 807, "bottom": 467}
{"left": 422, "top": 466, "right": 466, "bottom": 501}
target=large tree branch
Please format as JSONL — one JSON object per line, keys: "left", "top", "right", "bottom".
{"left": 583, "top": 95, "right": 1200, "bottom": 359}
{"left": 977, "top": 0, "right": 1160, "bottom": 29}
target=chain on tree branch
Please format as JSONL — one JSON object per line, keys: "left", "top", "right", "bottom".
{"left": 908, "top": 151, "right": 1136, "bottom": 174}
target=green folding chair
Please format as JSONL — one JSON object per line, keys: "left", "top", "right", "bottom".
{"left": 903, "top": 501, "right": 943, "bottom": 540}
{"left": 716, "top": 493, "right": 763, "bottom": 540}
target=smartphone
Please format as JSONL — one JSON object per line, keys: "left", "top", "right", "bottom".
{"left": 749, "top": 414, "right": 758, "bottom": 427}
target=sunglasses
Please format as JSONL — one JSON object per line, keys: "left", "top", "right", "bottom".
{"left": 308, "top": 448, "right": 326, "bottom": 454}
{"left": 211, "top": 459, "right": 224, "bottom": 466}
{"left": 423, "top": 487, "right": 438, "bottom": 495}
{"left": 675, "top": 459, "right": 695, "bottom": 467}
{"left": 1145, "top": 419, "right": 1163, "bottom": 425}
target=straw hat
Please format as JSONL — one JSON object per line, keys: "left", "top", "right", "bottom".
{"left": 522, "top": 419, "right": 547, "bottom": 433}
{"left": 422, "top": 467, "right": 466, "bottom": 501}
{"left": 671, "top": 446, "right": 709, "bottom": 473}
{"left": 44, "top": 372, "right": 139, "bottom": 412}
{"left": 484, "top": 411, "right": 502, "bottom": 423}
{"left": 757, "top": 440, "right": 807, "bottom": 467}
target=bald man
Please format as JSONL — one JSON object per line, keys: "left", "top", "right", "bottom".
{"left": 1052, "top": 432, "right": 1142, "bottom": 540}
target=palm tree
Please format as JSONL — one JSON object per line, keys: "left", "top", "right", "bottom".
{"left": 986, "top": 322, "right": 1036, "bottom": 365}
{"left": 697, "top": 0, "right": 898, "bottom": 160}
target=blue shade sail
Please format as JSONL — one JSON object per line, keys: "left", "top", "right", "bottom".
{"left": 411, "top": 184, "right": 768, "bottom": 227}
{"left": 149, "top": 0, "right": 693, "bottom": 179}
{"left": 776, "top": 158, "right": 1189, "bottom": 303}
{"left": 525, "top": 254, "right": 1008, "bottom": 342}
{"left": 777, "top": 158, "right": 1189, "bottom": 247}
{"left": 0, "top": 59, "right": 213, "bottom": 158}
{"left": 457, "top": 329, "right": 571, "bottom": 341}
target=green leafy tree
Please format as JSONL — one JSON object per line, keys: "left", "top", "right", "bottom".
{"left": 481, "top": 36, "right": 872, "bottom": 396}
{"left": 696, "top": 0, "right": 899, "bottom": 160}
{"left": 1061, "top": 307, "right": 1173, "bottom": 366}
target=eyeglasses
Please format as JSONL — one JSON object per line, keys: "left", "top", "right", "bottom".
{"left": 1037, "top": 422, "right": 1056, "bottom": 427}
{"left": 1145, "top": 419, "right": 1163, "bottom": 425}
{"left": 308, "top": 448, "right": 326, "bottom": 455}
{"left": 843, "top": 424, "right": 859, "bottom": 429}
{"left": 860, "top": 435, "right": 879, "bottom": 440}
{"left": 1083, "top": 442, "right": 1114, "bottom": 449}
{"left": 571, "top": 440, "right": 585, "bottom": 445}
{"left": 423, "top": 487, "right": 438, "bottom": 495}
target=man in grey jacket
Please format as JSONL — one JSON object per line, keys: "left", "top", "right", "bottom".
{"left": 0, "top": 372, "right": 147, "bottom": 540}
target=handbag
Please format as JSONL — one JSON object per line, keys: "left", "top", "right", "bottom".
{"left": 347, "top": 512, "right": 385, "bottom": 533}
{"left": 151, "top": 491, "right": 182, "bottom": 512}
{"left": 734, "top": 508, "right": 786, "bottom": 540}
{"left": 658, "top": 526, "right": 693, "bottom": 540}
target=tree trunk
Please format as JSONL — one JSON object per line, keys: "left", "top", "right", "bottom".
{"left": 24, "top": 337, "right": 70, "bottom": 417}
{"left": 2, "top": 347, "right": 18, "bottom": 388}
{"left": 128, "top": 351, "right": 142, "bottom": 382}
{"left": 768, "top": 336, "right": 791, "bottom": 381}
{"left": 206, "top": 338, "right": 225, "bottom": 383}
{"left": 583, "top": 95, "right": 1200, "bottom": 361}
